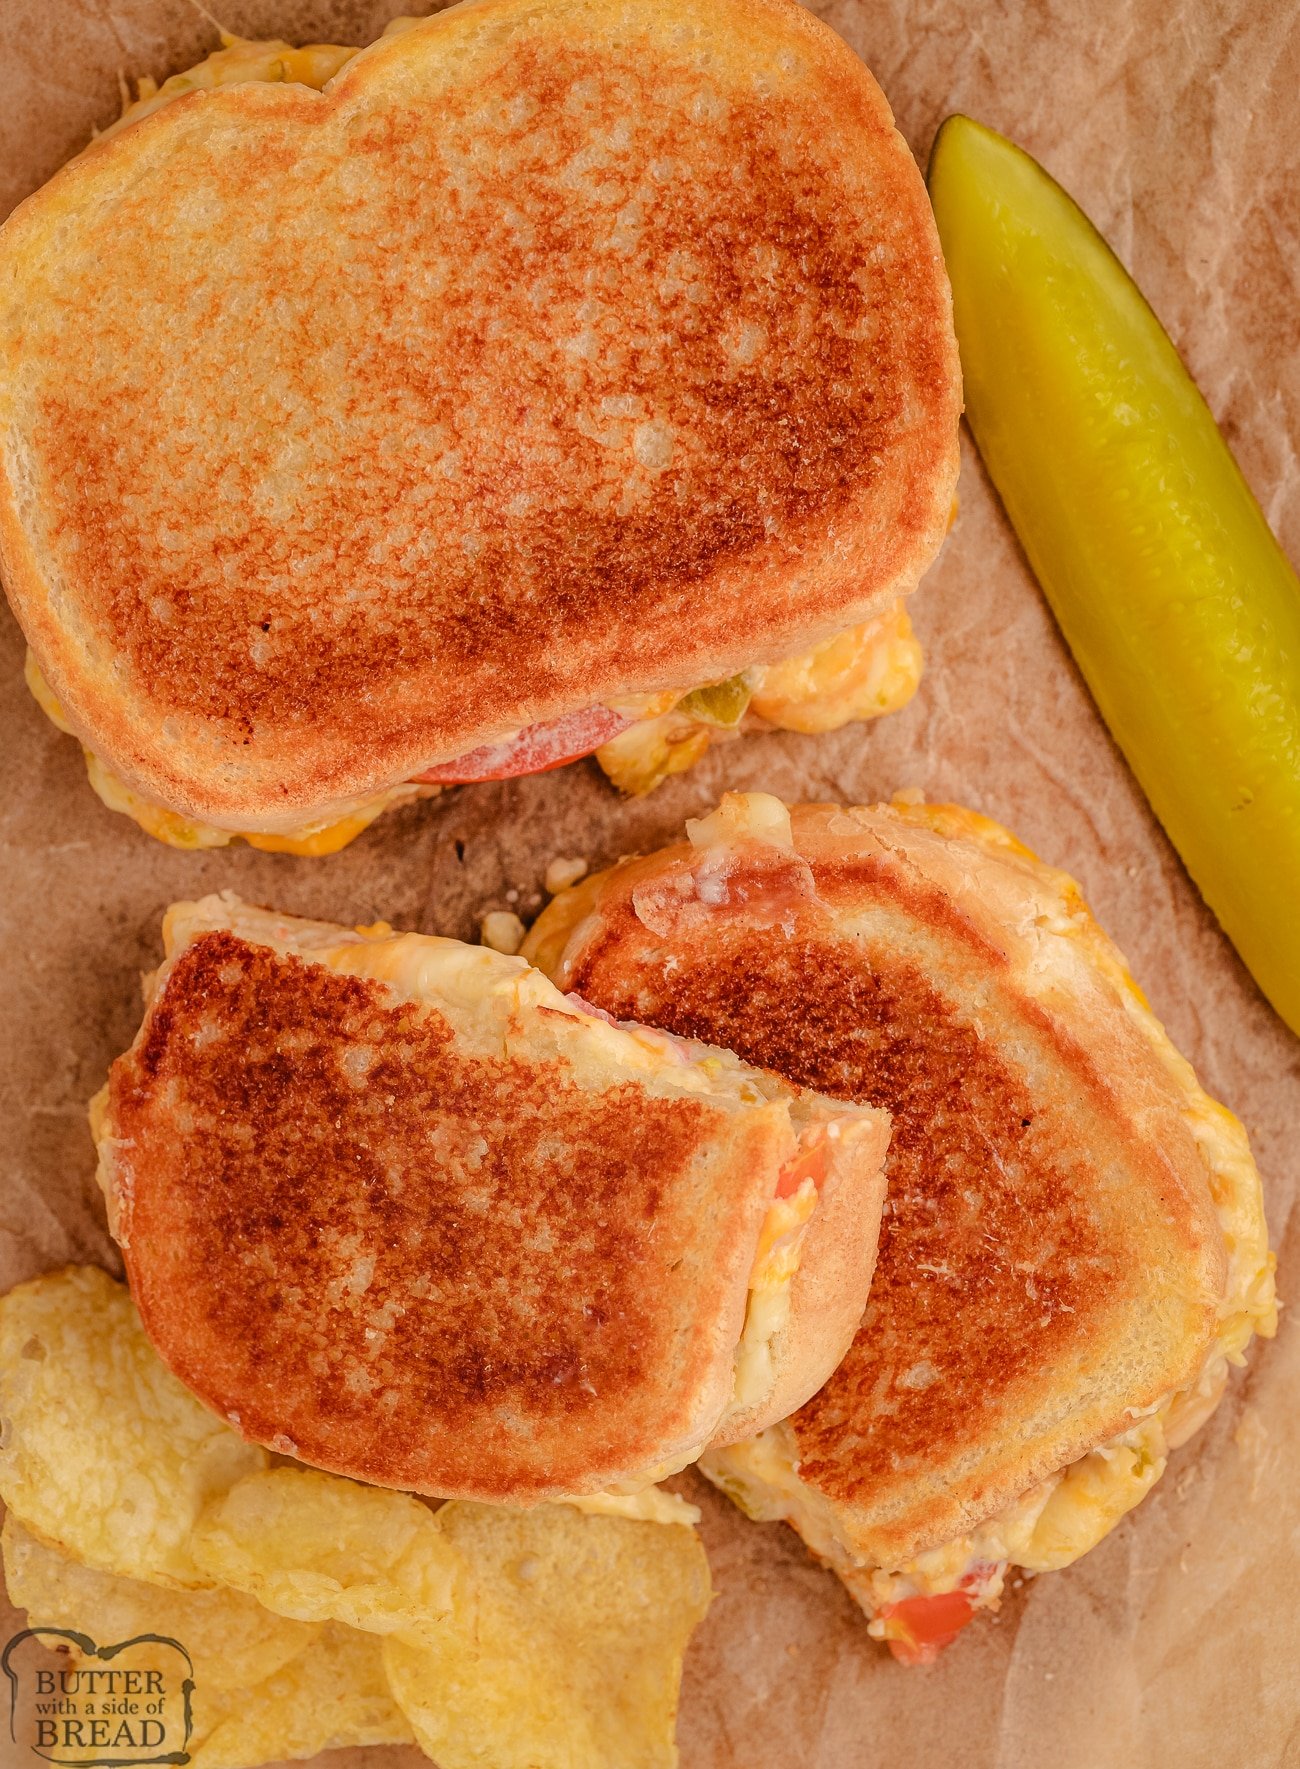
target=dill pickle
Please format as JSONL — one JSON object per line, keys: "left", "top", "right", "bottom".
{"left": 929, "top": 116, "right": 1300, "bottom": 1035}
{"left": 678, "top": 674, "right": 753, "bottom": 728}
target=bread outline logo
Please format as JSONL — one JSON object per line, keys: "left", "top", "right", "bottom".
{"left": 2, "top": 1630, "right": 193, "bottom": 1766}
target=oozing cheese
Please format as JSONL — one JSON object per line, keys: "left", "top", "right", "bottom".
{"left": 596, "top": 605, "right": 923, "bottom": 796}
{"left": 703, "top": 797, "right": 1277, "bottom": 1622}
{"left": 595, "top": 708, "right": 717, "bottom": 796}
{"left": 97, "top": 35, "right": 360, "bottom": 146}
{"left": 561, "top": 1488, "right": 701, "bottom": 1527}
{"left": 26, "top": 655, "right": 433, "bottom": 856}
{"left": 28, "top": 608, "right": 916, "bottom": 844}
{"left": 747, "top": 602, "right": 923, "bottom": 734}
{"left": 89, "top": 20, "right": 428, "bottom": 152}
{"left": 86, "top": 752, "right": 433, "bottom": 856}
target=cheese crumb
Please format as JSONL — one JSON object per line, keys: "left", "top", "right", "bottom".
{"left": 480, "top": 911, "right": 526, "bottom": 955}
{"left": 687, "top": 791, "right": 793, "bottom": 852}
{"left": 544, "top": 855, "right": 589, "bottom": 895}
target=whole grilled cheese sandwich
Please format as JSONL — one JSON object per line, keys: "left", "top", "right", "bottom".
{"left": 524, "top": 792, "right": 1277, "bottom": 1660}
{"left": 93, "top": 893, "right": 891, "bottom": 1504}
{"left": 0, "top": 0, "right": 957, "bottom": 847}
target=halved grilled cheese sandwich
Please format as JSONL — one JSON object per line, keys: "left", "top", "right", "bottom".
{"left": 524, "top": 791, "right": 1276, "bottom": 1660}
{"left": 93, "top": 891, "right": 891, "bottom": 1503}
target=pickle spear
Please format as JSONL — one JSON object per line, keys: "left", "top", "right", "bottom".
{"left": 929, "top": 116, "right": 1300, "bottom": 1035}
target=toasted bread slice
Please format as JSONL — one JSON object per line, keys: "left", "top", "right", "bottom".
{"left": 0, "top": 0, "right": 958, "bottom": 832}
{"left": 525, "top": 794, "right": 1275, "bottom": 1583}
{"left": 96, "top": 894, "right": 888, "bottom": 1503}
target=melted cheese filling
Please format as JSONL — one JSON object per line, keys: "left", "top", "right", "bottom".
{"left": 731, "top": 1178, "right": 819, "bottom": 1409}
{"left": 560, "top": 1489, "right": 701, "bottom": 1527}
{"left": 29, "top": 594, "right": 916, "bottom": 844}
{"left": 26, "top": 655, "right": 433, "bottom": 855}
{"left": 593, "top": 1173, "right": 820, "bottom": 1494}
{"left": 88, "top": 20, "right": 428, "bottom": 152}
{"left": 596, "top": 605, "right": 922, "bottom": 796}
{"left": 703, "top": 798, "right": 1277, "bottom": 1621}
{"left": 747, "top": 601, "right": 923, "bottom": 734}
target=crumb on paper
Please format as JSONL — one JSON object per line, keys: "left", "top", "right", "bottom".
{"left": 1234, "top": 1406, "right": 1269, "bottom": 1455}
{"left": 1233, "top": 1405, "right": 1275, "bottom": 1501}
{"left": 544, "top": 856, "right": 589, "bottom": 895}
{"left": 480, "top": 911, "right": 526, "bottom": 955}
{"left": 1173, "top": 1462, "right": 1199, "bottom": 1500}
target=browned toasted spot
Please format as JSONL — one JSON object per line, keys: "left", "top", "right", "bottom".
{"left": 51, "top": 62, "right": 928, "bottom": 725}
{"left": 809, "top": 853, "right": 1012, "bottom": 971}
{"left": 109, "top": 932, "right": 737, "bottom": 1498}
{"left": 4, "top": 3, "right": 959, "bottom": 815}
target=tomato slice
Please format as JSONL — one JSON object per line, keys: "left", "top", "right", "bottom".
{"left": 775, "top": 1138, "right": 828, "bottom": 1199}
{"left": 411, "top": 706, "right": 634, "bottom": 784}
{"left": 878, "top": 1591, "right": 977, "bottom": 1666}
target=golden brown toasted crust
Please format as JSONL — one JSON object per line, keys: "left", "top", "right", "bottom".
{"left": 101, "top": 930, "right": 797, "bottom": 1501}
{"left": 0, "top": 0, "right": 959, "bottom": 828}
{"left": 526, "top": 803, "right": 1229, "bottom": 1561}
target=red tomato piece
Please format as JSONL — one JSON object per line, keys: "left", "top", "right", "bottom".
{"left": 879, "top": 1590, "right": 977, "bottom": 1665}
{"left": 412, "top": 706, "right": 634, "bottom": 784}
{"left": 776, "top": 1138, "right": 828, "bottom": 1199}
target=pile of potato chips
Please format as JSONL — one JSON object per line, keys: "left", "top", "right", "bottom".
{"left": 0, "top": 1267, "right": 713, "bottom": 1769}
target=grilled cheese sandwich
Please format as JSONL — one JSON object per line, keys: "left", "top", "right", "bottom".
{"left": 2, "top": 2, "right": 958, "bottom": 841}
{"left": 525, "top": 791, "right": 1277, "bottom": 1660}
{"left": 96, "top": 892, "right": 891, "bottom": 1502}
{"left": 708, "top": 1095, "right": 1270, "bottom": 1629}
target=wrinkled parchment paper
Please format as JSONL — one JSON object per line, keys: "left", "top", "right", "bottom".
{"left": 1, "top": 2, "right": 1297, "bottom": 1765}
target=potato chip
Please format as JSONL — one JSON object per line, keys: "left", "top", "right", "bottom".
{"left": 2, "top": 1517, "right": 318, "bottom": 1691}
{"left": 191, "top": 1467, "right": 461, "bottom": 1646}
{"left": 189, "top": 1624, "right": 413, "bottom": 1768}
{"left": 2, "top": 1520, "right": 410, "bottom": 1766}
{"left": 0, "top": 1267, "right": 266, "bottom": 1586}
{"left": 384, "top": 1501, "right": 713, "bottom": 1769}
